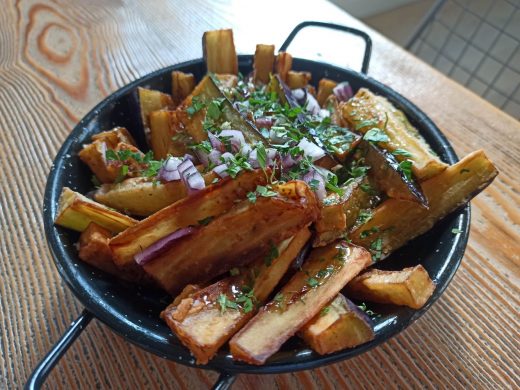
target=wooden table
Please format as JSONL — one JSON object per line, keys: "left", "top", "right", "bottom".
{"left": 1, "top": 0, "right": 518, "bottom": 388}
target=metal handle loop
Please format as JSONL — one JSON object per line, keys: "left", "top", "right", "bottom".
{"left": 279, "top": 21, "right": 372, "bottom": 74}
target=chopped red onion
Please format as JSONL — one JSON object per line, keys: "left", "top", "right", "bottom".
{"left": 220, "top": 152, "right": 234, "bottom": 162}
{"left": 219, "top": 130, "right": 245, "bottom": 152}
{"left": 248, "top": 149, "right": 259, "bottom": 168}
{"left": 99, "top": 142, "right": 107, "bottom": 164}
{"left": 208, "top": 149, "right": 222, "bottom": 165}
{"left": 135, "top": 227, "right": 196, "bottom": 265}
{"left": 194, "top": 150, "right": 209, "bottom": 167}
{"left": 305, "top": 93, "right": 320, "bottom": 115}
{"left": 297, "top": 138, "right": 325, "bottom": 161}
{"left": 333, "top": 82, "right": 353, "bottom": 102}
{"left": 303, "top": 170, "right": 327, "bottom": 201}
{"left": 319, "top": 109, "right": 331, "bottom": 118}
{"left": 178, "top": 159, "right": 205, "bottom": 193}
{"left": 158, "top": 157, "right": 183, "bottom": 182}
{"left": 269, "top": 127, "right": 288, "bottom": 144}
{"left": 183, "top": 153, "right": 197, "bottom": 163}
{"left": 241, "top": 143, "right": 252, "bottom": 156}
{"left": 208, "top": 132, "right": 224, "bottom": 152}
{"left": 212, "top": 163, "right": 229, "bottom": 178}
{"left": 281, "top": 153, "right": 301, "bottom": 169}
{"left": 255, "top": 117, "right": 274, "bottom": 129}
{"left": 292, "top": 88, "right": 306, "bottom": 105}
{"left": 267, "top": 148, "right": 278, "bottom": 165}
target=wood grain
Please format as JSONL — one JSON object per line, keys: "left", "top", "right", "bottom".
{"left": 1, "top": 0, "right": 519, "bottom": 388}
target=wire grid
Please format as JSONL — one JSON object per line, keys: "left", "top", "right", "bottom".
{"left": 407, "top": 0, "right": 520, "bottom": 119}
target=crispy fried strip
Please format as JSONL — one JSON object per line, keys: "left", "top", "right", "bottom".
{"left": 143, "top": 181, "right": 319, "bottom": 294}
{"left": 229, "top": 243, "right": 372, "bottom": 365}
{"left": 109, "top": 169, "right": 268, "bottom": 267}
{"left": 161, "top": 228, "right": 311, "bottom": 364}
{"left": 351, "top": 150, "right": 498, "bottom": 258}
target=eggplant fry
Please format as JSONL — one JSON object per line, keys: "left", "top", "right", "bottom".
{"left": 203, "top": 29, "right": 238, "bottom": 74}
{"left": 143, "top": 181, "right": 319, "bottom": 294}
{"left": 341, "top": 88, "right": 448, "bottom": 181}
{"left": 94, "top": 170, "right": 217, "bottom": 217}
{"left": 109, "top": 169, "right": 269, "bottom": 268}
{"left": 351, "top": 150, "right": 498, "bottom": 259}
{"left": 171, "top": 71, "right": 196, "bottom": 105}
{"left": 317, "top": 78, "right": 338, "bottom": 107}
{"left": 275, "top": 52, "right": 293, "bottom": 82}
{"left": 300, "top": 294, "right": 374, "bottom": 354}
{"left": 346, "top": 265, "right": 436, "bottom": 309}
{"left": 161, "top": 228, "right": 311, "bottom": 364}
{"left": 229, "top": 242, "right": 372, "bottom": 365}
{"left": 55, "top": 187, "right": 137, "bottom": 233}
{"left": 253, "top": 44, "right": 275, "bottom": 85}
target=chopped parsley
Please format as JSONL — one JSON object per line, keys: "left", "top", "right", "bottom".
{"left": 217, "top": 294, "right": 238, "bottom": 313}
{"left": 370, "top": 236, "right": 384, "bottom": 261}
{"left": 264, "top": 242, "right": 279, "bottom": 266}
{"left": 357, "top": 209, "right": 373, "bottom": 225}
{"left": 246, "top": 191, "right": 257, "bottom": 203}
{"left": 360, "top": 226, "right": 379, "bottom": 239}
{"left": 229, "top": 267, "right": 240, "bottom": 276}
{"left": 355, "top": 119, "right": 379, "bottom": 130}
{"left": 320, "top": 306, "right": 331, "bottom": 316}
{"left": 274, "top": 292, "right": 284, "bottom": 303}
{"left": 186, "top": 96, "right": 205, "bottom": 117}
{"left": 198, "top": 216, "right": 214, "bottom": 226}
{"left": 307, "top": 277, "right": 319, "bottom": 288}
{"left": 398, "top": 160, "right": 413, "bottom": 181}
{"left": 392, "top": 148, "right": 413, "bottom": 158}
{"left": 451, "top": 228, "right": 463, "bottom": 234}
{"left": 363, "top": 128, "right": 389, "bottom": 143}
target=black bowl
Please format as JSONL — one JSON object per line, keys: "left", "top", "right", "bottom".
{"left": 43, "top": 55, "right": 470, "bottom": 375}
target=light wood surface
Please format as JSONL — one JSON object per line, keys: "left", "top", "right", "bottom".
{"left": 1, "top": 0, "right": 519, "bottom": 388}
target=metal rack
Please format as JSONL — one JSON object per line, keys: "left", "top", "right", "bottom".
{"left": 406, "top": 0, "right": 520, "bottom": 119}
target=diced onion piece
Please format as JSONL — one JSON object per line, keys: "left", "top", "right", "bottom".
{"left": 255, "top": 117, "right": 274, "bottom": 129}
{"left": 305, "top": 93, "right": 320, "bottom": 115}
{"left": 267, "top": 148, "right": 278, "bottom": 165}
{"left": 208, "top": 132, "right": 224, "bottom": 152}
{"left": 297, "top": 138, "right": 325, "bottom": 161}
{"left": 303, "top": 170, "right": 327, "bottom": 201}
{"left": 292, "top": 88, "right": 306, "bottom": 105}
{"left": 212, "top": 163, "right": 229, "bottom": 178}
{"left": 220, "top": 152, "right": 234, "bottom": 162}
{"left": 178, "top": 159, "right": 205, "bottom": 193}
{"left": 333, "top": 81, "right": 353, "bottom": 102}
{"left": 269, "top": 127, "right": 288, "bottom": 144}
{"left": 208, "top": 149, "right": 222, "bottom": 165}
{"left": 135, "top": 227, "right": 196, "bottom": 265}
{"left": 318, "top": 109, "right": 330, "bottom": 118}
{"left": 281, "top": 153, "right": 301, "bottom": 169}
{"left": 158, "top": 157, "right": 183, "bottom": 182}
{"left": 194, "top": 150, "right": 209, "bottom": 167}
{"left": 219, "top": 130, "right": 245, "bottom": 153}
{"left": 241, "top": 143, "right": 252, "bottom": 156}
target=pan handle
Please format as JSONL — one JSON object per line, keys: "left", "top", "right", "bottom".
{"left": 212, "top": 372, "right": 237, "bottom": 390}
{"left": 25, "top": 309, "right": 94, "bottom": 389}
{"left": 279, "top": 21, "right": 372, "bottom": 74}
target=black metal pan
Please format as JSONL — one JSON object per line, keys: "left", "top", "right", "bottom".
{"left": 29, "top": 21, "right": 470, "bottom": 389}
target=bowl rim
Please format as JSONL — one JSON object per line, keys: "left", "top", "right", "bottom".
{"left": 43, "top": 55, "right": 470, "bottom": 374}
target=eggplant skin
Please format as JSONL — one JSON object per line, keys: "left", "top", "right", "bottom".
{"left": 361, "top": 140, "right": 428, "bottom": 206}
{"left": 143, "top": 181, "right": 319, "bottom": 294}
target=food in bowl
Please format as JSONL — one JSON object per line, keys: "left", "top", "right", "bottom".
{"left": 54, "top": 28, "right": 498, "bottom": 365}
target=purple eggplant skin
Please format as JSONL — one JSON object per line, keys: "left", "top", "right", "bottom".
{"left": 360, "top": 140, "right": 428, "bottom": 207}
